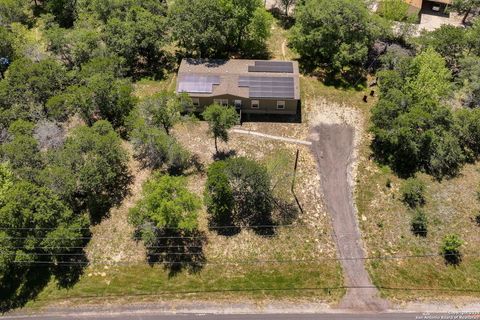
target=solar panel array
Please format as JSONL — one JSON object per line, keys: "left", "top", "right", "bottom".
{"left": 238, "top": 76, "right": 295, "bottom": 99}
{"left": 248, "top": 61, "right": 294, "bottom": 73}
{"left": 177, "top": 74, "right": 220, "bottom": 93}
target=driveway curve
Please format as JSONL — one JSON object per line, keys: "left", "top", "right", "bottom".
{"left": 311, "top": 123, "right": 389, "bottom": 312}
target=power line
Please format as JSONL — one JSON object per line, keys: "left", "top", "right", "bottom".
{"left": 0, "top": 223, "right": 299, "bottom": 231}
{"left": 2, "top": 252, "right": 474, "bottom": 265}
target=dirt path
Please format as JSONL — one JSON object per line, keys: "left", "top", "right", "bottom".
{"left": 310, "top": 123, "right": 388, "bottom": 312}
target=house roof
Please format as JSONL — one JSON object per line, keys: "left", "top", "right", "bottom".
{"left": 176, "top": 58, "right": 301, "bottom": 100}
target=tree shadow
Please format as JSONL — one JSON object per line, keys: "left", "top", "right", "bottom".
{"left": 51, "top": 249, "right": 89, "bottom": 288}
{"left": 87, "top": 170, "right": 133, "bottom": 225}
{"left": 272, "top": 198, "right": 300, "bottom": 226}
{"left": 444, "top": 251, "right": 462, "bottom": 266}
{"left": 0, "top": 266, "right": 51, "bottom": 312}
{"left": 213, "top": 149, "right": 237, "bottom": 161}
{"left": 268, "top": 7, "right": 295, "bottom": 29}
{"left": 0, "top": 249, "right": 89, "bottom": 312}
{"left": 146, "top": 229, "right": 207, "bottom": 278}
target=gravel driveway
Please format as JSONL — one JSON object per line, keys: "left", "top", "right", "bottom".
{"left": 311, "top": 123, "right": 388, "bottom": 312}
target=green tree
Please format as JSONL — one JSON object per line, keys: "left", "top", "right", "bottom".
{"left": 400, "top": 177, "right": 426, "bottom": 208}
{"left": 0, "top": 27, "right": 15, "bottom": 78}
{"left": 450, "top": 0, "right": 480, "bottom": 24}
{"left": 0, "top": 120, "right": 42, "bottom": 181}
{"left": 466, "top": 18, "right": 480, "bottom": 55}
{"left": 0, "top": 181, "right": 89, "bottom": 310}
{"left": 454, "top": 108, "right": 480, "bottom": 160}
{"left": 42, "top": 0, "right": 78, "bottom": 27}
{"left": 371, "top": 48, "right": 461, "bottom": 178}
{"left": 202, "top": 104, "right": 238, "bottom": 154}
{"left": 0, "top": 0, "right": 30, "bottom": 25}
{"left": 169, "top": 0, "right": 272, "bottom": 58}
{"left": 406, "top": 48, "right": 452, "bottom": 104}
{"left": 128, "top": 116, "right": 192, "bottom": 173}
{"left": 40, "top": 121, "right": 131, "bottom": 221}
{"left": 377, "top": 0, "right": 416, "bottom": 22}
{"left": 290, "top": 0, "right": 379, "bottom": 73}
{"left": 76, "top": 0, "right": 167, "bottom": 23}
{"left": 0, "top": 162, "right": 14, "bottom": 205}
{"left": 277, "top": 0, "right": 296, "bottom": 17}
{"left": 457, "top": 55, "right": 480, "bottom": 108}
{"left": 0, "top": 58, "right": 68, "bottom": 121}
{"left": 138, "top": 91, "right": 190, "bottom": 135}
{"left": 105, "top": 5, "right": 172, "bottom": 78}
{"left": 47, "top": 73, "right": 135, "bottom": 130}
{"left": 440, "top": 234, "right": 463, "bottom": 265}
{"left": 416, "top": 26, "right": 468, "bottom": 70}
{"left": 44, "top": 21, "right": 104, "bottom": 69}
{"left": 204, "top": 157, "right": 273, "bottom": 232}
{"left": 411, "top": 209, "right": 427, "bottom": 237}
{"left": 129, "top": 174, "right": 200, "bottom": 234}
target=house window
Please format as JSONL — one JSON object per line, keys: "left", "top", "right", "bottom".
{"left": 192, "top": 98, "right": 200, "bottom": 108}
{"left": 214, "top": 99, "right": 228, "bottom": 106}
{"left": 234, "top": 100, "right": 242, "bottom": 109}
{"left": 251, "top": 100, "right": 259, "bottom": 109}
{"left": 277, "top": 101, "right": 285, "bottom": 110}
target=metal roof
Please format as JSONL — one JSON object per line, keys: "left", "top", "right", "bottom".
{"left": 176, "top": 59, "right": 300, "bottom": 100}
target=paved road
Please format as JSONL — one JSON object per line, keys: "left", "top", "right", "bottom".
{"left": 311, "top": 124, "right": 388, "bottom": 311}
{"left": 1, "top": 312, "right": 428, "bottom": 320}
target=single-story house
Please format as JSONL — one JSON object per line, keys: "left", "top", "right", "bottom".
{"left": 176, "top": 58, "right": 301, "bottom": 116}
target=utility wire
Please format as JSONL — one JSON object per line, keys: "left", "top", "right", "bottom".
{"left": 2, "top": 252, "right": 475, "bottom": 265}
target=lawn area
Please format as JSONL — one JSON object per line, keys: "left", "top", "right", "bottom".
{"left": 357, "top": 152, "right": 480, "bottom": 301}
{"left": 28, "top": 263, "right": 343, "bottom": 309}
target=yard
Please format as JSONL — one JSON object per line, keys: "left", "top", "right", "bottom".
{"left": 26, "top": 25, "right": 351, "bottom": 307}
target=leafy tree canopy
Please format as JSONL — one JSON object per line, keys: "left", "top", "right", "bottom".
{"left": 169, "top": 0, "right": 272, "bottom": 58}
{"left": 290, "top": 0, "right": 380, "bottom": 73}
{"left": 129, "top": 174, "right": 200, "bottom": 233}
{"left": 0, "top": 58, "right": 68, "bottom": 124}
{"left": 40, "top": 120, "right": 131, "bottom": 221}
{"left": 371, "top": 48, "right": 466, "bottom": 179}
{"left": 202, "top": 104, "right": 239, "bottom": 154}
{"left": 0, "top": 180, "right": 89, "bottom": 310}
{"left": 204, "top": 157, "right": 273, "bottom": 232}
{"left": 137, "top": 91, "right": 190, "bottom": 135}
{"left": 416, "top": 25, "right": 468, "bottom": 71}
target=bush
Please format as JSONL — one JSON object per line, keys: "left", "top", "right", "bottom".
{"left": 410, "top": 209, "right": 427, "bottom": 237}
{"left": 400, "top": 177, "right": 426, "bottom": 208}
{"left": 129, "top": 174, "right": 201, "bottom": 234}
{"left": 129, "top": 119, "right": 192, "bottom": 174}
{"left": 204, "top": 157, "right": 273, "bottom": 235}
{"left": 440, "top": 234, "right": 463, "bottom": 265}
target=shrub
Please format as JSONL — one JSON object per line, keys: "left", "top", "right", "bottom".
{"left": 440, "top": 234, "right": 463, "bottom": 265}
{"left": 411, "top": 209, "right": 427, "bottom": 237}
{"left": 204, "top": 157, "right": 273, "bottom": 234}
{"left": 400, "top": 177, "right": 426, "bottom": 208}
{"left": 129, "top": 174, "right": 201, "bottom": 234}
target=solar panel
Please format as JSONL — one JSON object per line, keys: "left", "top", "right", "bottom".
{"left": 248, "top": 61, "right": 294, "bottom": 73}
{"left": 238, "top": 76, "right": 295, "bottom": 99}
{"left": 178, "top": 74, "right": 220, "bottom": 93}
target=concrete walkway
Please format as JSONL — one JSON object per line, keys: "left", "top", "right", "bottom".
{"left": 231, "top": 128, "right": 312, "bottom": 146}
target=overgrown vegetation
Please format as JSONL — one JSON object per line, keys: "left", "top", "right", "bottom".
{"left": 204, "top": 157, "right": 275, "bottom": 235}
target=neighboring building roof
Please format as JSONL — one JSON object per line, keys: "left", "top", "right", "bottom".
{"left": 176, "top": 59, "right": 301, "bottom": 100}
{"left": 405, "top": 0, "right": 453, "bottom": 10}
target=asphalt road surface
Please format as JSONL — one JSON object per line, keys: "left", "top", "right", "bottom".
{"left": 1, "top": 312, "right": 432, "bottom": 320}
